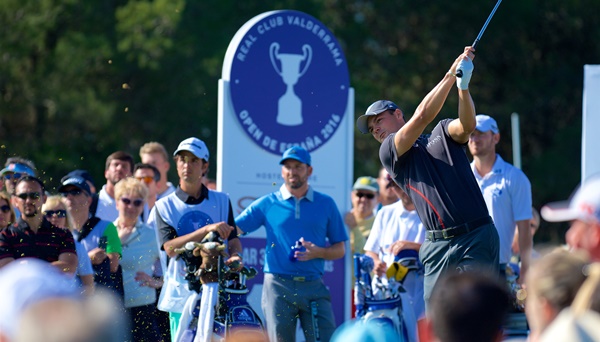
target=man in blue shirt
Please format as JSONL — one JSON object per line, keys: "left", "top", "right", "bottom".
{"left": 236, "top": 146, "right": 348, "bottom": 342}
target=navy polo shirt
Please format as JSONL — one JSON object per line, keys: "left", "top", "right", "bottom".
{"left": 380, "top": 119, "right": 489, "bottom": 231}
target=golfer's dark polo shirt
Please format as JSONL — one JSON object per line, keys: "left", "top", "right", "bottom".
{"left": 0, "top": 218, "right": 76, "bottom": 262}
{"left": 380, "top": 118, "right": 489, "bottom": 231}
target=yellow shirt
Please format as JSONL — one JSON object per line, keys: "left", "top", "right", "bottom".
{"left": 350, "top": 215, "right": 376, "bottom": 255}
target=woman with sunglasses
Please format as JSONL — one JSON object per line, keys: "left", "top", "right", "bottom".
{"left": 113, "top": 177, "right": 162, "bottom": 341}
{"left": 345, "top": 176, "right": 380, "bottom": 255}
{"left": 42, "top": 195, "right": 95, "bottom": 296}
{"left": 0, "top": 192, "right": 16, "bottom": 230}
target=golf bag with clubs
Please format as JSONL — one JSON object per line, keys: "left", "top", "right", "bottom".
{"left": 353, "top": 253, "right": 420, "bottom": 342}
{"left": 503, "top": 260, "right": 529, "bottom": 337}
{"left": 174, "top": 232, "right": 265, "bottom": 342}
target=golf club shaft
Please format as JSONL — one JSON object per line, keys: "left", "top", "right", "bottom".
{"left": 456, "top": 0, "right": 502, "bottom": 77}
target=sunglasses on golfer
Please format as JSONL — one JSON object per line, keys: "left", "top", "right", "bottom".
{"left": 44, "top": 209, "right": 67, "bottom": 218}
{"left": 355, "top": 192, "right": 375, "bottom": 199}
{"left": 0, "top": 205, "right": 11, "bottom": 213}
{"left": 120, "top": 197, "right": 144, "bottom": 207}
{"left": 135, "top": 176, "right": 154, "bottom": 185}
{"left": 2, "top": 173, "right": 23, "bottom": 181}
{"left": 15, "top": 192, "right": 41, "bottom": 200}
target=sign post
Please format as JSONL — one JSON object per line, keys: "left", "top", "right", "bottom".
{"left": 218, "top": 10, "right": 354, "bottom": 330}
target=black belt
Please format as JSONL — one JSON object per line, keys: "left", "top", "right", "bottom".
{"left": 426, "top": 216, "right": 493, "bottom": 241}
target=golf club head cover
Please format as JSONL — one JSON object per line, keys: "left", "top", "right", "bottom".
{"left": 456, "top": 57, "right": 474, "bottom": 90}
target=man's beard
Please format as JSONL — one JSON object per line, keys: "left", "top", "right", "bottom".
{"left": 288, "top": 179, "right": 305, "bottom": 189}
{"left": 23, "top": 209, "right": 38, "bottom": 218}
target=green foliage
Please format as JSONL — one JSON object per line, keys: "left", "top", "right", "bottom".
{"left": 1, "top": 0, "right": 598, "bottom": 244}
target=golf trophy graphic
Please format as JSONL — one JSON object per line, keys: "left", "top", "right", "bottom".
{"left": 269, "top": 42, "right": 312, "bottom": 126}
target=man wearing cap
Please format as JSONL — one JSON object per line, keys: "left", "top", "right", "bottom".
{"left": 541, "top": 175, "right": 600, "bottom": 261}
{"left": 364, "top": 178, "right": 426, "bottom": 319}
{"left": 153, "top": 137, "right": 242, "bottom": 341}
{"left": 1, "top": 157, "right": 37, "bottom": 218}
{"left": 1, "top": 157, "right": 36, "bottom": 195}
{"left": 345, "top": 176, "right": 379, "bottom": 255}
{"left": 0, "top": 176, "right": 77, "bottom": 274}
{"left": 357, "top": 46, "right": 499, "bottom": 308}
{"left": 61, "top": 169, "right": 99, "bottom": 216}
{"left": 236, "top": 146, "right": 348, "bottom": 342}
{"left": 468, "top": 114, "right": 533, "bottom": 281}
{"left": 59, "top": 175, "right": 123, "bottom": 297}
{"left": 96, "top": 151, "right": 135, "bottom": 222}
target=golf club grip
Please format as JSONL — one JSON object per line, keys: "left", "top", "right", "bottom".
{"left": 455, "top": 39, "right": 478, "bottom": 78}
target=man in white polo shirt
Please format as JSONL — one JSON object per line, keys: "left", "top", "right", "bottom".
{"left": 468, "top": 114, "right": 533, "bottom": 282}
{"left": 364, "top": 175, "right": 426, "bottom": 321}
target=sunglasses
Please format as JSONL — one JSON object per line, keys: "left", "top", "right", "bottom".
{"left": 135, "top": 176, "right": 154, "bottom": 185}
{"left": 120, "top": 197, "right": 144, "bottom": 207}
{"left": 0, "top": 205, "right": 11, "bottom": 213}
{"left": 15, "top": 192, "right": 41, "bottom": 200}
{"left": 356, "top": 192, "right": 375, "bottom": 199}
{"left": 2, "top": 173, "right": 23, "bottom": 181}
{"left": 44, "top": 209, "right": 67, "bottom": 218}
{"left": 60, "top": 189, "right": 83, "bottom": 197}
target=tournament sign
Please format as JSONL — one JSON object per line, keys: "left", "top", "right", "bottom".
{"left": 223, "top": 10, "right": 350, "bottom": 155}
{"left": 219, "top": 10, "right": 354, "bottom": 331}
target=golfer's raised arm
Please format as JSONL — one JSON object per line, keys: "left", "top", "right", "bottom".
{"left": 448, "top": 46, "right": 477, "bottom": 143}
{"left": 394, "top": 49, "right": 470, "bottom": 156}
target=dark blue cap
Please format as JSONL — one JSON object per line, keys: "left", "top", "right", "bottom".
{"left": 61, "top": 169, "right": 95, "bottom": 188}
{"left": 357, "top": 100, "right": 400, "bottom": 134}
{"left": 58, "top": 176, "right": 91, "bottom": 196}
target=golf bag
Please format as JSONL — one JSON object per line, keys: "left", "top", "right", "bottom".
{"left": 174, "top": 233, "right": 265, "bottom": 342}
{"left": 353, "top": 253, "right": 418, "bottom": 342}
{"left": 503, "top": 261, "right": 529, "bottom": 337}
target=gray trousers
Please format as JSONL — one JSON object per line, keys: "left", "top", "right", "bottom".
{"left": 420, "top": 223, "right": 500, "bottom": 312}
{"left": 261, "top": 273, "right": 336, "bottom": 342}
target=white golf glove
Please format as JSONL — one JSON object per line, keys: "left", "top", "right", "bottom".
{"left": 456, "top": 57, "right": 474, "bottom": 90}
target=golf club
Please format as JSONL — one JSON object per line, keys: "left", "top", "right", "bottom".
{"left": 456, "top": 0, "right": 503, "bottom": 77}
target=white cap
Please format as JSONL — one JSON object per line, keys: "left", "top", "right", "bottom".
{"left": 0, "top": 259, "right": 80, "bottom": 340}
{"left": 173, "top": 137, "right": 209, "bottom": 161}
{"left": 541, "top": 175, "right": 600, "bottom": 223}
{"left": 539, "top": 308, "right": 600, "bottom": 342}
{"left": 475, "top": 114, "right": 499, "bottom": 134}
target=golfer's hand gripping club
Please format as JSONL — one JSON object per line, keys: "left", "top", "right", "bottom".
{"left": 455, "top": 57, "right": 474, "bottom": 90}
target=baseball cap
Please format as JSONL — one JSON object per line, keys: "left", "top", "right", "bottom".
{"left": 61, "top": 169, "right": 95, "bottom": 189}
{"left": 475, "top": 114, "right": 499, "bottom": 134}
{"left": 279, "top": 146, "right": 311, "bottom": 166}
{"left": 356, "top": 100, "right": 399, "bottom": 134}
{"left": 0, "top": 163, "right": 35, "bottom": 177}
{"left": 539, "top": 308, "right": 600, "bottom": 342}
{"left": 173, "top": 137, "right": 209, "bottom": 161}
{"left": 352, "top": 176, "right": 379, "bottom": 192}
{"left": 541, "top": 175, "right": 600, "bottom": 223}
{"left": 331, "top": 320, "right": 397, "bottom": 342}
{"left": 0, "top": 259, "right": 80, "bottom": 340}
{"left": 58, "top": 176, "right": 92, "bottom": 196}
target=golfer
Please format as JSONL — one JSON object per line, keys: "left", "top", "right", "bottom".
{"left": 356, "top": 46, "right": 499, "bottom": 309}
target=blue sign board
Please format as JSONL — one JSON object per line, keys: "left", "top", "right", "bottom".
{"left": 224, "top": 10, "right": 350, "bottom": 155}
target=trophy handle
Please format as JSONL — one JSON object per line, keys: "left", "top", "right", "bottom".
{"left": 269, "top": 42, "right": 282, "bottom": 76}
{"left": 298, "top": 44, "right": 312, "bottom": 78}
